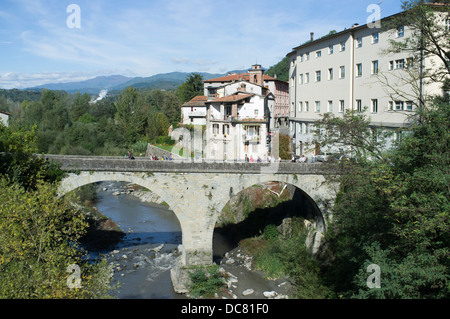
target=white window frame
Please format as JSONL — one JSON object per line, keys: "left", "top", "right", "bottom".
{"left": 356, "top": 99, "right": 362, "bottom": 112}
{"left": 339, "top": 100, "right": 345, "bottom": 113}
{"left": 340, "top": 41, "right": 346, "bottom": 51}
{"left": 356, "top": 63, "right": 363, "bottom": 77}
{"left": 329, "top": 45, "right": 334, "bottom": 54}
{"left": 339, "top": 66, "right": 345, "bottom": 79}
{"left": 372, "top": 60, "right": 379, "bottom": 74}
{"left": 316, "top": 70, "right": 321, "bottom": 82}
{"left": 328, "top": 68, "right": 333, "bottom": 80}
{"left": 328, "top": 100, "right": 333, "bottom": 113}
{"left": 372, "top": 32, "right": 379, "bottom": 44}
{"left": 357, "top": 37, "right": 362, "bottom": 48}
{"left": 397, "top": 26, "right": 404, "bottom": 38}
{"left": 315, "top": 101, "right": 321, "bottom": 113}
{"left": 371, "top": 99, "right": 378, "bottom": 113}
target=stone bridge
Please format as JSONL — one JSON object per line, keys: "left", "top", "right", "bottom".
{"left": 45, "top": 155, "right": 341, "bottom": 292}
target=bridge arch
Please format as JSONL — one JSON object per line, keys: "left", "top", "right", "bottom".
{"left": 211, "top": 175, "right": 331, "bottom": 257}
{"left": 58, "top": 171, "right": 188, "bottom": 251}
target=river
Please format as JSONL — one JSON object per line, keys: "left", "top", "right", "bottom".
{"left": 92, "top": 181, "right": 186, "bottom": 299}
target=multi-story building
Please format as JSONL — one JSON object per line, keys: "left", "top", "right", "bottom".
{"left": 204, "top": 64, "right": 289, "bottom": 131}
{"left": 286, "top": 11, "right": 444, "bottom": 158}
{"left": 181, "top": 96, "right": 208, "bottom": 125}
{"left": 204, "top": 79, "right": 274, "bottom": 161}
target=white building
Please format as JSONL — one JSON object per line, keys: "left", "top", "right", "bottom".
{"left": 0, "top": 111, "right": 10, "bottom": 127}
{"left": 287, "top": 10, "right": 445, "bottom": 158}
{"left": 204, "top": 77, "right": 274, "bottom": 161}
{"left": 181, "top": 96, "right": 208, "bottom": 125}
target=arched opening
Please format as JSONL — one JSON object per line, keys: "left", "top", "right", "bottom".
{"left": 64, "top": 179, "right": 183, "bottom": 299}
{"left": 212, "top": 181, "right": 326, "bottom": 298}
{"left": 214, "top": 181, "right": 324, "bottom": 260}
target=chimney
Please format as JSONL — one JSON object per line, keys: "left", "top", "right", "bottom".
{"left": 310, "top": 32, "right": 314, "bottom": 41}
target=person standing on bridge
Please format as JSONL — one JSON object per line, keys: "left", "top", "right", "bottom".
{"left": 127, "top": 150, "right": 135, "bottom": 160}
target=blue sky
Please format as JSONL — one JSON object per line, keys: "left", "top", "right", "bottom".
{"left": 0, "top": 0, "right": 404, "bottom": 89}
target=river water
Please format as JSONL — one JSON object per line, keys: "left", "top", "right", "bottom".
{"left": 92, "top": 181, "right": 185, "bottom": 299}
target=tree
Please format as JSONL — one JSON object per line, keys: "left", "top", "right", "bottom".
{"left": 320, "top": 100, "right": 450, "bottom": 298}
{"left": 177, "top": 73, "right": 204, "bottom": 103}
{"left": 381, "top": 0, "right": 450, "bottom": 107}
{"left": 114, "top": 87, "right": 146, "bottom": 144}
{"left": 146, "top": 112, "right": 170, "bottom": 141}
{"left": 266, "top": 57, "right": 290, "bottom": 82}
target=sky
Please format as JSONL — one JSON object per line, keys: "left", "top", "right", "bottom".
{"left": 0, "top": 0, "right": 404, "bottom": 89}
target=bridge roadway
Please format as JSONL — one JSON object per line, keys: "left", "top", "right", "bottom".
{"left": 44, "top": 154, "right": 340, "bottom": 293}
{"left": 43, "top": 154, "right": 340, "bottom": 175}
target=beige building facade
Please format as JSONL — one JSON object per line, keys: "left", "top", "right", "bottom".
{"left": 287, "top": 12, "right": 445, "bottom": 157}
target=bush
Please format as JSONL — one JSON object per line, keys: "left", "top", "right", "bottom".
{"left": 188, "top": 264, "right": 225, "bottom": 298}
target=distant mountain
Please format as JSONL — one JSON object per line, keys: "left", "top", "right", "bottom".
{"left": 27, "top": 69, "right": 256, "bottom": 95}
{"left": 28, "top": 75, "right": 132, "bottom": 94}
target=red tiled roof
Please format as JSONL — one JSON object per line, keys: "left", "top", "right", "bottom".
{"left": 205, "top": 73, "right": 277, "bottom": 83}
{"left": 182, "top": 96, "right": 208, "bottom": 107}
{"left": 206, "top": 93, "right": 254, "bottom": 103}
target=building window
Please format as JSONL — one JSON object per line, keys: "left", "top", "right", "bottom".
{"left": 299, "top": 101, "right": 303, "bottom": 113}
{"left": 372, "top": 32, "right": 379, "bottom": 44}
{"left": 300, "top": 54, "right": 304, "bottom": 62}
{"left": 356, "top": 63, "right": 363, "bottom": 77}
{"left": 316, "top": 70, "right": 321, "bottom": 82}
{"left": 316, "top": 50, "right": 322, "bottom": 58}
{"left": 315, "top": 101, "right": 321, "bottom": 113}
{"left": 397, "top": 26, "right": 404, "bottom": 38}
{"left": 329, "top": 45, "right": 334, "bottom": 54}
{"left": 339, "top": 100, "right": 345, "bottom": 113}
{"left": 371, "top": 99, "right": 378, "bottom": 113}
{"left": 328, "top": 100, "right": 333, "bottom": 113}
{"left": 396, "top": 59, "right": 405, "bottom": 69}
{"left": 305, "top": 101, "right": 309, "bottom": 112}
{"left": 340, "top": 41, "right": 346, "bottom": 51}
{"left": 395, "top": 101, "right": 404, "bottom": 110}
{"left": 357, "top": 37, "right": 362, "bottom": 48}
{"left": 389, "top": 101, "right": 394, "bottom": 111}
{"left": 290, "top": 76, "right": 295, "bottom": 87}
{"left": 223, "top": 124, "right": 230, "bottom": 135}
{"left": 213, "top": 124, "right": 219, "bottom": 135}
{"left": 306, "top": 52, "right": 310, "bottom": 60}
{"left": 339, "top": 66, "right": 345, "bottom": 79}
{"left": 328, "top": 68, "right": 333, "bottom": 80}
{"left": 305, "top": 73, "right": 309, "bottom": 83}
{"left": 372, "top": 60, "right": 379, "bottom": 74}
{"left": 299, "top": 74, "right": 303, "bottom": 84}
{"left": 356, "top": 99, "right": 362, "bottom": 112}
{"left": 406, "top": 101, "right": 413, "bottom": 111}
{"left": 389, "top": 61, "right": 394, "bottom": 70}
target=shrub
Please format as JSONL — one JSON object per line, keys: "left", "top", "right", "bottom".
{"left": 188, "top": 264, "right": 225, "bottom": 298}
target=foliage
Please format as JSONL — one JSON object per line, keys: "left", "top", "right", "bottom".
{"left": 244, "top": 218, "right": 332, "bottom": 298}
{"left": 176, "top": 73, "right": 204, "bottom": 103}
{"left": 279, "top": 133, "right": 292, "bottom": 160}
{"left": 265, "top": 57, "right": 289, "bottom": 82}
{"left": 114, "top": 87, "right": 146, "bottom": 144}
{"left": 0, "top": 177, "right": 114, "bottom": 298}
{"left": 188, "top": 264, "right": 225, "bottom": 298}
{"left": 321, "top": 100, "right": 450, "bottom": 298}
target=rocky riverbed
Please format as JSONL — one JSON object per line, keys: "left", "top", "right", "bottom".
{"left": 106, "top": 182, "right": 295, "bottom": 299}
{"left": 214, "top": 246, "right": 292, "bottom": 299}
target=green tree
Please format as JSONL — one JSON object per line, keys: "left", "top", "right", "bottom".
{"left": 114, "top": 87, "right": 146, "bottom": 144}
{"left": 176, "top": 73, "right": 204, "bottom": 103}
{"left": 147, "top": 112, "right": 170, "bottom": 141}
{"left": 266, "top": 57, "right": 290, "bottom": 82}
{"left": 321, "top": 100, "right": 450, "bottom": 298}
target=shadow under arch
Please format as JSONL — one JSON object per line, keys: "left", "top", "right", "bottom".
{"left": 213, "top": 180, "right": 326, "bottom": 262}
